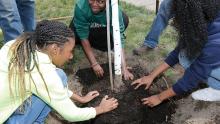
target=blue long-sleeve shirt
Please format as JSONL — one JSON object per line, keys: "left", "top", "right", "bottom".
{"left": 165, "top": 12, "right": 220, "bottom": 95}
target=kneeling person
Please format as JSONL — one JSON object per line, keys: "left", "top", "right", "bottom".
{"left": 0, "top": 20, "right": 118, "bottom": 123}
{"left": 70, "top": 0, "right": 133, "bottom": 80}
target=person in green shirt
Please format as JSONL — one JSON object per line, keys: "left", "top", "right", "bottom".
{"left": 0, "top": 20, "right": 118, "bottom": 123}
{"left": 70, "top": 0, "right": 134, "bottom": 80}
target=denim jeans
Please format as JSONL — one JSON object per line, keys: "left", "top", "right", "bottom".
{"left": 5, "top": 68, "right": 68, "bottom": 124}
{"left": 144, "top": 0, "right": 173, "bottom": 48}
{"left": 5, "top": 95, "right": 51, "bottom": 124}
{"left": 178, "top": 51, "right": 220, "bottom": 90}
{"left": 0, "top": 0, "right": 36, "bottom": 43}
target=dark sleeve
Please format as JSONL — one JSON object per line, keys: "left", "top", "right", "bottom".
{"left": 164, "top": 48, "right": 179, "bottom": 67}
{"left": 172, "top": 44, "right": 220, "bottom": 94}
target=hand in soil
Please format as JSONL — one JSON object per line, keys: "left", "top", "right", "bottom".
{"left": 95, "top": 95, "right": 118, "bottom": 115}
{"left": 80, "top": 91, "right": 100, "bottom": 103}
{"left": 142, "top": 95, "right": 162, "bottom": 107}
{"left": 92, "top": 64, "right": 104, "bottom": 77}
{"left": 131, "top": 75, "right": 154, "bottom": 90}
{"left": 123, "top": 68, "right": 134, "bottom": 80}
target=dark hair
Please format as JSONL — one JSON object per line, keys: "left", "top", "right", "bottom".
{"left": 35, "top": 20, "right": 74, "bottom": 48}
{"left": 172, "top": 0, "right": 220, "bottom": 59}
{"left": 8, "top": 20, "right": 74, "bottom": 101}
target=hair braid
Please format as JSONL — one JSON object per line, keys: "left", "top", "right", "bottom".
{"left": 8, "top": 20, "right": 74, "bottom": 102}
{"left": 35, "top": 20, "right": 74, "bottom": 48}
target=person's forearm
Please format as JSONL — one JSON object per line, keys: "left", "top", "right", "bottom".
{"left": 149, "top": 62, "right": 170, "bottom": 79}
{"left": 81, "top": 39, "right": 98, "bottom": 66}
{"left": 158, "top": 87, "right": 176, "bottom": 101}
{"left": 95, "top": 106, "right": 103, "bottom": 116}
{"left": 71, "top": 93, "right": 83, "bottom": 103}
{"left": 121, "top": 49, "right": 127, "bottom": 71}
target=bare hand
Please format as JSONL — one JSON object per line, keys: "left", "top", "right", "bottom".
{"left": 80, "top": 91, "right": 99, "bottom": 103}
{"left": 123, "top": 67, "right": 134, "bottom": 80}
{"left": 131, "top": 75, "right": 154, "bottom": 90}
{"left": 97, "top": 95, "right": 118, "bottom": 114}
{"left": 141, "top": 95, "right": 162, "bottom": 107}
{"left": 92, "top": 64, "right": 104, "bottom": 77}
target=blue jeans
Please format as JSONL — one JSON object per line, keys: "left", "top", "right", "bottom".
{"left": 5, "top": 68, "right": 68, "bottom": 124}
{"left": 178, "top": 51, "right": 220, "bottom": 90}
{"left": 144, "top": 0, "right": 173, "bottom": 48}
{"left": 0, "top": 0, "right": 36, "bottom": 43}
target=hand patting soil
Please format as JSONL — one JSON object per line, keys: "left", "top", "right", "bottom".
{"left": 76, "top": 64, "right": 176, "bottom": 124}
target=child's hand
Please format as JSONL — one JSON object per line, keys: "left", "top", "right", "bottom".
{"left": 80, "top": 91, "right": 99, "bottom": 103}
{"left": 123, "top": 67, "right": 134, "bottom": 80}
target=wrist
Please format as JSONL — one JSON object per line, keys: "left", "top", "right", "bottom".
{"left": 78, "top": 96, "right": 85, "bottom": 103}
{"left": 95, "top": 106, "right": 104, "bottom": 115}
{"left": 157, "top": 94, "right": 163, "bottom": 102}
{"left": 148, "top": 73, "right": 156, "bottom": 79}
{"left": 72, "top": 94, "right": 84, "bottom": 103}
{"left": 91, "top": 62, "right": 98, "bottom": 68}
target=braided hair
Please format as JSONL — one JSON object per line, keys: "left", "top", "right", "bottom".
{"left": 8, "top": 20, "right": 74, "bottom": 101}
{"left": 172, "top": 0, "right": 220, "bottom": 60}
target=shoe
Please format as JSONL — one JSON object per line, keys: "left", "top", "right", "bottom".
{"left": 133, "top": 45, "right": 153, "bottom": 55}
{"left": 191, "top": 87, "right": 220, "bottom": 101}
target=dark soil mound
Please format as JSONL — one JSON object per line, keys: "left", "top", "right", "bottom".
{"left": 76, "top": 64, "right": 176, "bottom": 124}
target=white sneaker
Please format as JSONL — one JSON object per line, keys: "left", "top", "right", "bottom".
{"left": 191, "top": 87, "right": 220, "bottom": 101}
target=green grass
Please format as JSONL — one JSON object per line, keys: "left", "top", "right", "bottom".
{"left": 0, "top": 0, "right": 177, "bottom": 82}
{"left": 120, "top": 2, "right": 178, "bottom": 83}
{"left": 36, "top": 0, "right": 75, "bottom": 24}
{"left": 121, "top": 2, "right": 177, "bottom": 56}
{"left": 0, "top": 0, "right": 75, "bottom": 46}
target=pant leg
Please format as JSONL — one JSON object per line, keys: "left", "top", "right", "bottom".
{"left": 88, "top": 12, "right": 129, "bottom": 51}
{"left": 88, "top": 27, "right": 113, "bottom": 51}
{"left": 34, "top": 104, "right": 51, "bottom": 124}
{"left": 16, "top": 0, "right": 36, "bottom": 32}
{"left": 178, "top": 50, "right": 220, "bottom": 89}
{"left": 5, "top": 95, "right": 51, "bottom": 124}
{"left": 144, "top": 0, "right": 174, "bottom": 48}
{"left": 5, "top": 69, "right": 67, "bottom": 124}
{"left": 178, "top": 50, "right": 194, "bottom": 69}
{"left": 70, "top": 12, "right": 129, "bottom": 51}
{"left": 0, "top": 0, "right": 23, "bottom": 42}
{"left": 70, "top": 20, "right": 114, "bottom": 51}
{"left": 207, "top": 68, "right": 220, "bottom": 90}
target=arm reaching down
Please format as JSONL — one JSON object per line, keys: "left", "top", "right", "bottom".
{"left": 71, "top": 91, "right": 99, "bottom": 104}
{"left": 81, "top": 39, "right": 104, "bottom": 77}
{"left": 132, "top": 62, "right": 170, "bottom": 90}
{"left": 142, "top": 88, "right": 176, "bottom": 107}
{"left": 121, "top": 49, "right": 134, "bottom": 80}
{"left": 32, "top": 66, "right": 118, "bottom": 122}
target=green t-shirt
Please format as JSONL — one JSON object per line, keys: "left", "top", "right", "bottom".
{"left": 72, "top": 0, "right": 126, "bottom": 47}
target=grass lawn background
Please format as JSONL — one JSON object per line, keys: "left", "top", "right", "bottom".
{"left": 0, "top": 0, "right": 178, "bottom": 82}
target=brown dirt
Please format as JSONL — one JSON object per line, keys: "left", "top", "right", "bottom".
{"left": 47, "top": 50, "right": 220, "bottom": 124}
{"left": 75, "top": 64, "right": 176, "bottom": 124}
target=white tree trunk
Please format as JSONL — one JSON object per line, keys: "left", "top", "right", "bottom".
{"left": 111, "top": 0, "right": 123, "bottom": 90}
{"left": 112, "top": 0, "right": 121, "bottom": 76}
